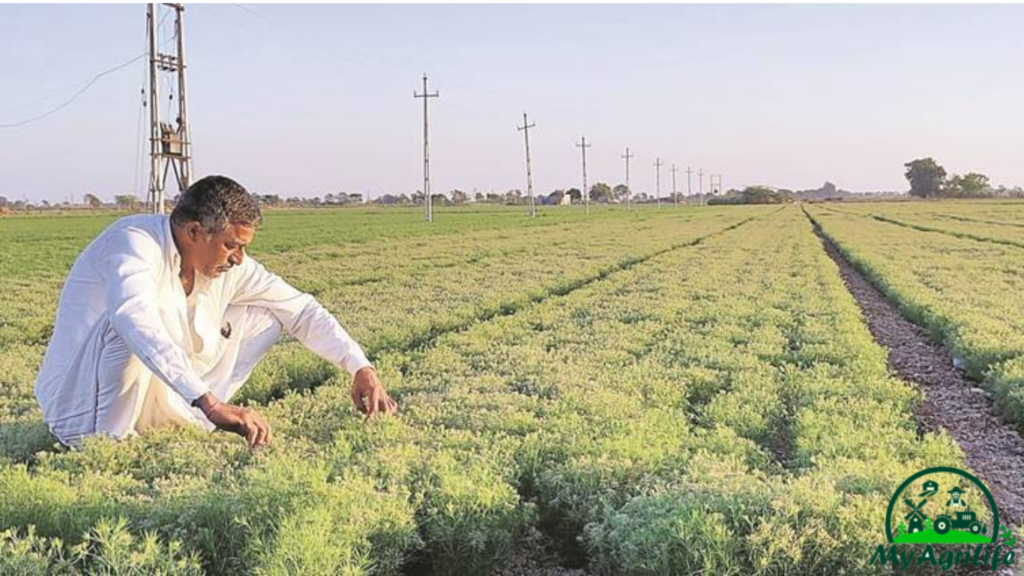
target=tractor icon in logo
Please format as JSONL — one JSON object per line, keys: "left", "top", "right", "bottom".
{"left": 887, "top": 467, "right": 996, "bottom": 544}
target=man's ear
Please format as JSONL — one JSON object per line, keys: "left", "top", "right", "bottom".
{"left": 186, "top": 222, "right": 203, "bottom": 242}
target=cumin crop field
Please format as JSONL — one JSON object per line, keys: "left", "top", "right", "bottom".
{"left": 0, "top": 201, "right": 1017, "bottom": 574}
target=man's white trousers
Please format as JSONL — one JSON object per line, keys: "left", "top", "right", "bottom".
{"left": 89, "top": 305, "right": 281, "bottom": 444}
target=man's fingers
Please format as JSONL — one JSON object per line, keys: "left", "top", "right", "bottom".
{"left": 255, "top": 423, "right": 269, "bottom": 448}
{"left": 245, "top": 423, "right": 257, "bottom": 448}
{"left": 351, "top": 385, "right": 367, "bottom": 414}
{"left": 384, "top": 396, "right": 398, "bottom": 415}
{"left": 367, "top": 386, "right": 382, "bottom": 419}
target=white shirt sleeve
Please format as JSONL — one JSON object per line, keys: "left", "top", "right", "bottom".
{"left": 230, "top": 257, "right": 372, "bottom": 376}
{"left": 101, "top": 226, "right": 210, "bottom": 403}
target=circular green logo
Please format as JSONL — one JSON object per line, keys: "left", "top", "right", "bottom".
{"left": 885, "top": 467, "right": 999, "bottom": 545}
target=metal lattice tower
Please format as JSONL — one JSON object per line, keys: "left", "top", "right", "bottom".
{"left": 414, "top": 74, "right": 439, "bottom": 222}
{"left": 147, "top": 3, "right": 192, "bottom": 214}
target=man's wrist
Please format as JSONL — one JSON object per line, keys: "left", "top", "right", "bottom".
{"left": 192, "top": 392, "right": 220, "bottom": 416}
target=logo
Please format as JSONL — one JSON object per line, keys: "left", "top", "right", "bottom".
{"left": 870, "top": 467, "right": 1017, "bottom": 571}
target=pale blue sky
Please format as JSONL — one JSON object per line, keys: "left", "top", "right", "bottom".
{"left": 2, "top": 4, "right": 1023, "bottom": 202}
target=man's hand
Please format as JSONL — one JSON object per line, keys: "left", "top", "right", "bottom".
{"left": 193, "top": 392, "right": 271, "bottom": 448}
{"left": 351, "top": 367, "right": 398, "bottom": 420}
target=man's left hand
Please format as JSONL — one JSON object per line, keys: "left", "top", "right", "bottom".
{"left": 351, "top": 366, "right": 398, "bottom": 420}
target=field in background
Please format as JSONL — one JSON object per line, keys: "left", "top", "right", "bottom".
{"left": 0, "top": 201, "right": 1021, "bottom": 574}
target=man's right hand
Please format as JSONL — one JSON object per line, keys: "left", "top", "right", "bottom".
{"left": 192, "top": 392, "right": 271, "bottom": 448}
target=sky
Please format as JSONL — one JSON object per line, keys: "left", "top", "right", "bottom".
{"left": 2, "top": 3, "right": 1024, "bottom": 203}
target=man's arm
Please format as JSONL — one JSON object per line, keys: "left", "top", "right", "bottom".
{"left": 101, "top": 227, "right": 210, "bottom": 403}
{"left": 102, "top": 228, "right": 271, "bottom": 447}
{"left": 230, "top": 257, "right": 396, "bottom": 417}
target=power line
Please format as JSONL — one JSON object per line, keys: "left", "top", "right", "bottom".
{"left": 0, "top": 53, "right": 146, "bottom": 129}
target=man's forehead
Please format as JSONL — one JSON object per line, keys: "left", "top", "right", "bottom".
{"left": 226, "top": 223, "right": 256, "bottom": 243}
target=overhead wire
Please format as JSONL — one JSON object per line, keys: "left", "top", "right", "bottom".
{"left": 0, "top": 53, "right": 146, "bottom": 129}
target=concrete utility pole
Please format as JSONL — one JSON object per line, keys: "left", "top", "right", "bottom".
{"left": 414, "top": 74, "right": 439, "bottom": 222}
{"left": 622, "top": 147, "right": 634, "bottom": 212}
{"left": 698, "top": 168, "right": 705, "bottom": 207}
{"left": 147, "top": 3, "right": 192, "bottom": 214}
{"left": 517, "top": 112, "right": 537, "bottom": 217}
{"left": 577, "top": 136, "right": 591, "bottom": 215}
{"left": 670, "top": 164, "right": 679, "bottom": 208}
{"left": 654, "top": 157, "right": 663, "bottom": 209}
{"left": 686, "top": 166, "right": 693, "bottom": 205}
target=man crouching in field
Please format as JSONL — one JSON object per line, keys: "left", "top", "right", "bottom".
{"left": 34, "top": 175, "right": 396, "bottom": 449}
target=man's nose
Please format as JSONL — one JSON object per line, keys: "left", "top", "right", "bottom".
{"left": 229, "top": 249, "right": 244, "bottom": 266}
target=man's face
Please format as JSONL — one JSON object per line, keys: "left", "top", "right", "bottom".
{"left": 188, "top": 222, "right": 255, "bottom": 278}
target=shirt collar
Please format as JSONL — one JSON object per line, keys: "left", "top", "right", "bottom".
{"left": 165, "top": 215, "right": 184, "bottom": 275}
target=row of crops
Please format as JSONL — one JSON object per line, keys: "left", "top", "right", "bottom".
{"left": 806, "top": 202, "right": 1024, "bottom": 432}
{"left": 0, "top": 204, "right": 972, "bottom": 573}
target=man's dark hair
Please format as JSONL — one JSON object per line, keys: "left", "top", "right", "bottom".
{"left": 170, "top": 175, "right": 262, "bottom": 234}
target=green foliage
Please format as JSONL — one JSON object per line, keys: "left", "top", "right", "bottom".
{"left": 808, "top": 202, "right": 1024, "bottom": 430}
{"left": 0, "top": 205, "right": 982, "bottom": 573}
{"left": 0, "top": 519, "right": 202, "bottom": 576}
{"left": 904, "top": 157, "right": 947, "bottom": 198}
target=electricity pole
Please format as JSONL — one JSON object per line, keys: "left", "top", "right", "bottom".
{"left": 414, "top": 74, "right": 439, "bottom": 222}
{"left": 577, "top": 136, "right": 591, "bottom": 215}
{"left": 622, "top": 147, "right": 634, "bottom": 212}
{"left": 653, "top": 157, "right": 663, "bottom": 209}
{"left": 698, "top": 169, "right": 705, "bottom": 207}
{"left": 147, "top": 3, "right": 192, "bottom": 215}
{"left": 686, "top": 166, "right": 693, "bottom": 205}
{"left": 670, "top": 164, "right": 679, "bottom": 208}
{"left": 517, "top": 112, "right": 537, "bottom": 217}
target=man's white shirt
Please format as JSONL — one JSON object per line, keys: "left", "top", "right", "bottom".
{"left": 34, "top": 214, "right": 372, "bottom": 444}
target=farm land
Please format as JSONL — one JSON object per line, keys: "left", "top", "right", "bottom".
{"left": 1, "top": 202, "right": 1023, "bottom": 574}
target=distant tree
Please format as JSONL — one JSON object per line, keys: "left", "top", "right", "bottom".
{"left": 431, "top": 193, "right": 450, "bottom": 206}
{"left": 450, "top": 189, "right": 469, "bottom": 204}
{"left": 114, "top": 194, "right": 138, "bottom": 210}
{"left": 566, "top": 188, "right": 582, "bottom": 203}
{"left": 948, "top": 172, "right": 990, "bottom": 197}
{"left": 504, "top": 189, "right": 523, "bottom": 205}
{"left": 347, "top": 193, "right": 364, "bottom": 204}
{"left": 591, "top": 182, "right": 614, "bottom": 203}
{"left": 474, "top": 191, "right": 485, "bottom": 202}
{"left": 904, "top": 158, "right": 947, "bottom": 198}
{"left": 485, "top": 192, "right": 503, "bottom": 204}
{"left": 546, "top": 189, "right": 566, "bottom": 205}
{"left": 0, "top": 196, "right": 9, "bottom": 207}
{"left": 83, "top": 193, "right": 102, "bottom": 208}
{"left": 611, "top": 183, "right": 629, "bottom": 202}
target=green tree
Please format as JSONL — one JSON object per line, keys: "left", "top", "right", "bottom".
{"left": 611, "top": 183, "right": 629, "bottom": 202}
{"left": 450, "top": 189, "right": 469, "bottom": 204}
{"left": 83, "top": 193, "right": 102, "bottom": 208}
{"left": 904, "top": 158, "right": 947, "bottom": 198}
{"left": 590, "top": 183, "right": 614, "bottom": 203}
{"left": 566, "top": 188, "right": 582, "bottom": 203}
{"left": 948, "top": 172, "right": 990, "bottom": 197}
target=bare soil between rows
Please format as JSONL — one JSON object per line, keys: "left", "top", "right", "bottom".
{"left": 813, "top": 225, "right": 1024, "bottom": 574}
